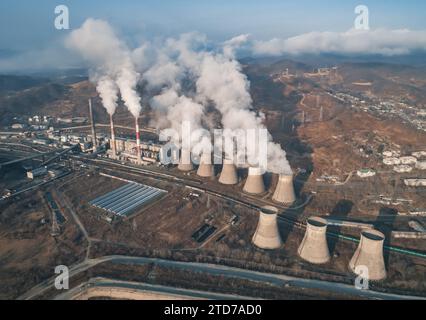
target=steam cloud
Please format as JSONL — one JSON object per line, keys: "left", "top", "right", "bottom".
{"left": 66, "top": 18, "right": 142, "bottom": 118}
{"left": 66, "top": 19, "right": 292, "bottom": 174}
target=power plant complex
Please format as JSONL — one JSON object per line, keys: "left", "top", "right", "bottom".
{"left": 86, "top": 96, "right": 390, "bottom": 283}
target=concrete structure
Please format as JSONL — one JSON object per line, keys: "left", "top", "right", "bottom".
{"left": 252, "top": 206, "right": 282, "bottom": 249}
{"left": 109, "top": 114, "right": 117, "bottom": 156}
{"left": 415, "top": 161, "right": 426, "bottom": 170}
{"left": 197, "top": 152, "right": 214, "bottom": 177}
{"left": 272, "top": 174, "right": 296, "bottom": 204}
{"left": 218, "top": 158, "right": 238, "bottom": 185}
{"left": 135, "top": 118, "right": 142, "bottom": 164}
{"left": 178, "top": 149, "right": 194, "bottom": 171}
{"left": 297, "top": 217, "right": 330, "bottom": 264}
{"left": 88, "top": 98, "right": 97, "bottom": 149}
{"left": 243, "top": 167, "right": 265, "bottom": 194}
{"left": 404, "top": 179, "right": 426, "bottom": 187}
{"left": 349, "top": 229, "right": 387, "bottom": 281}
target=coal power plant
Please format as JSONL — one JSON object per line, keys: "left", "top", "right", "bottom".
{"left": 298, "top": 217, "right": 330, "bottom": 264}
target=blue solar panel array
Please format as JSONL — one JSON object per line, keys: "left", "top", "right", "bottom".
{"left": 89, "top": 182, "right": 167, "bottom": 217}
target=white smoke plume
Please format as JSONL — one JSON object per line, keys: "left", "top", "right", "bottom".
{"left": 66, "top": 18, "right": 142, "bottom": 118}
{"left": 132, "top": 32, "right": 292, "bottom": 174}
{"left": 96, "top": 76, "right": 119, "bottom": 115}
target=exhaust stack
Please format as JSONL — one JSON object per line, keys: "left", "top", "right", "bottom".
{"left": 109, "top": 114, "right": 117, "bottom": 156}
{"left": 218, "top": 158, "right": 238, "bottom": 185}
{"left": 197, "top": 152, "right": 214, "bottom": 177}
{"left": 135, "top": 118, "right": 142, "bottom": 164}
{"left": 252, "top": 206, "right": 282, "bottom": 249}
{"left": 243, "top": 167, "right": 265, "bottom": 194}
{"left": 272, "top": 174, "right": 296, "bottom": 204}
{"left": 349, "top": 229, "right": 387, "bottom": 281}
{"left": 297, "top": 217, "right": 330, "bottom": 264}
{"left": 88, "top": 98, "right": 97, "bottom": 150}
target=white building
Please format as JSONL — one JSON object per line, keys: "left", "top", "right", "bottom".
{"left": 357, "top": 169, "right": 376, "bottom": 178}
{"left": 383, "top": 157, "right": 400, "bottom": 165}
{"left": 415, "top": 161, "right": 426, "bottom": 170}
{"left": 393, "top": 165, "right": 412, "bottom": 173}
{"left": 399, "top": 156, "right": 417, "bottom": 165}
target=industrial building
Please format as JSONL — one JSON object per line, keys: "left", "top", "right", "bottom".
{"left": 349, "top": 229, "right": 387, "bottom": 281}
{"left": 252, "top": 206, "right": 282, "bottom": 250}
{"left": 218, "top": 158, "right": 238, "bottom": 185}
{"left": 297, "top": 217, "right": 330, "bottom": 264}
{"left": 89, "top": 182, "right": 167, "bottom": 218}
{"left": 272, "top": 174, "right": 296, "bottom": 204}
{"left": 197, "top": 152, "right": 214, "bottom": 177}
{"left": 243, "top": 167, "right": 266, "bottom": 194}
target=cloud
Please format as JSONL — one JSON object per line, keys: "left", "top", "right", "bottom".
{"left": 251, "top": 28, "right": 426, "bottom": 56}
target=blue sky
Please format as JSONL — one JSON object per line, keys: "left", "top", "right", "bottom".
{"left": 1, "top": 0, "right": 425, "bottom": 51}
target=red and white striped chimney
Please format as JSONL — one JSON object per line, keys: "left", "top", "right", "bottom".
{"left": 110, "top": 114, "right": 117, "bottom": 156}
{"left": 135, "top": 117, "right": 142, "bottom": 164}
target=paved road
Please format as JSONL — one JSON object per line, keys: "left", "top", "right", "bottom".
{"left": 55, "top": 277, "right": 257, "bottom": 300}
{"left": 18, "top": 255, "right": 426, "bottom": 300}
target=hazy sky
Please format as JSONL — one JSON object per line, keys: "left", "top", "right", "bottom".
{"left": 0, "top": 0, "right": 425, "bottom": 72}
{"left": 1, "top": 0, "right": 425, "bottom": 51}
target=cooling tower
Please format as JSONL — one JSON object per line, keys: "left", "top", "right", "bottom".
{"left": 252, "top": 206, "right": 282, "bottom": 249}
{"left": 272, "top": 174, "right": 296, "bottom": 204}
{"left": 135, "top": 118, "right": 142, "bottom": 164}
{"left": 178, "top": 149, "right": 194, "bottom": 171}
{"left": 297, "top": 217, "right": 330, "bottom": 264}
{"left": 197, "top": 152, "right": 214, "bottom": 177}
{"left": 88, "top": 98, "right": 97, "bottom": 149}
{"left": 349, "top": 229, "right": 387, "bottom": 281}
{"left": 218, "top": 158, "right": 238, "bottom": 185}
{"left": 109, "top": 114, "right": 117, "bottom": 156}
{"left": 243, "top": 167, "right": 265, "bottom": 194}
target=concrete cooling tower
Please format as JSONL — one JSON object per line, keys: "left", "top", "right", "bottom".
{"left": 197, "top": 152, "right": 214, "bottom": 177}
{"left": 243, "top": 167, "right": 265, "bottom": 194}
{"left": 297, "top": 217, "right": 330, "bottom": 264}
{"left": 272, "top": 174, "right": 296, "bottom": 204}
{"left": 218, "top": 158, "right": 238, "bottom": 185}
{"left": 178, "top": 149, "right": 194, "bottom": 171}
{"left": 349, "top": 229, "right": 387, "bottom": 281}
{"left": 252, "top": 206, "right": 282, "bottom": 250}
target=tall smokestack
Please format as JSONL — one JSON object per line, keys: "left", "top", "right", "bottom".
{"left": 297, "top": 217, "right": 330, "bottom": 264}
{"left": 219, "top": 158, "right": 238, "bottom": 185}
{"left": 349, "top": 229, "right": 387, "bottom": 281}
{"left": 197, "top": 152, "right": 214, "bottom": 177}
{"left": 109, "top": 114, "right": 117, "bottom": 156}
{"left": 88, "top": 98, "right": 97, "bottom": 150}
{"left": 272, "top": 174, "right": 296, "bottom": 204}
{"left": 243, "top": 167, "right": 265, "bottom": 194}
{"left": 135, "top": 117, "right": 142, "bottom": 164}
{"left": 252, "top": 206, "right": 282, "bottom": 249}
